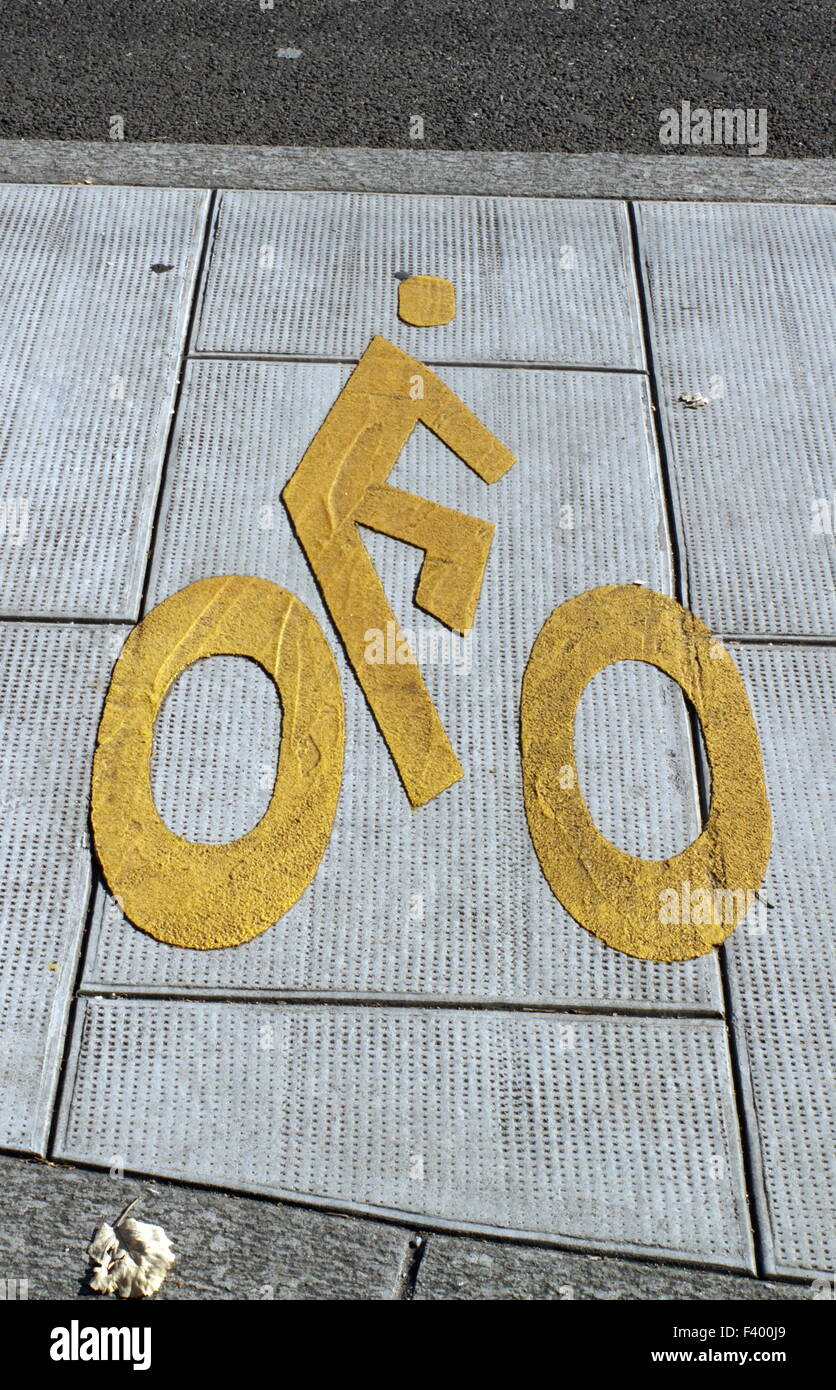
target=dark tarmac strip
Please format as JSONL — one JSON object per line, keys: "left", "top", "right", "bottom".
{"left": 1, "top": 0, "right": 832, "bottom": 158}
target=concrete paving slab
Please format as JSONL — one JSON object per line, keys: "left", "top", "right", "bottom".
{"left": 192, "top": 191, "right": 644, "bottom": 368}
{"left": 634, "top": 201, "right": 836, "bottom": 639}
{"left": 724, "top": 646, "right": 836, "bottom": 1280}
{"left": 0, "top": 623, "right": 123, "bottom": 1154}
{"left": 0, "top": 1154, "right": 413, "bottom": 1300}
{"left": 150, "top": 654, "right": 282, "bottom": 845}
{"left": 54, "top": 1001, "right": 754, "bottom": 1270}
{"left": 414, "top": 1231, "right": 811, "bottom": 1301}
{"left": 0, "top": 183, "right": 209, "bottom": 619}
{"left": 82, "top": 358, "right": 721, "bottom": 1012}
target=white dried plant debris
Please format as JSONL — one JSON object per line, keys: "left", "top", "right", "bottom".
{"left": 679, "top": 391, "right": 711, "bottom": 408}
{"left": 86, "top": 1200, "right": 175, "bottom": 1299}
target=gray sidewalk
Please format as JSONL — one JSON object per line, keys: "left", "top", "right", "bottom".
{"left": 0, "top": 150, "right": 833, "bottom": 1295}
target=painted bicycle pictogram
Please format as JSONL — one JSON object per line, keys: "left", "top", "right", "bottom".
{"left": 91, "top": 276, "right": 771, "bottom": 962}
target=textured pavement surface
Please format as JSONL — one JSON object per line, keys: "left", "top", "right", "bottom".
{"left": 0, "top": 0, "right": 833, "bottom": 157}
{"left": 0, "top": 1154, "right": 812, "bottom": 1300}
{"left": 0, "top": 176, "right": 833, "bottom": 1294}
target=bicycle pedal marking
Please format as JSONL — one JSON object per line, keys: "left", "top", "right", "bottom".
{"left": 91, "top": 575, "right": 344, "bottom": 950}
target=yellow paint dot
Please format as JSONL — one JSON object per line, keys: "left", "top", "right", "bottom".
{"left": 398, "top": 275, "right": 456, "bottom": 326}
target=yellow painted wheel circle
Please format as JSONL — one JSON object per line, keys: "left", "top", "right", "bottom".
{"left": 91, "top": 575, "right": 344, "bottom": 949}
{"left": 521, "top": 585, "right": 771, "bottom": 961}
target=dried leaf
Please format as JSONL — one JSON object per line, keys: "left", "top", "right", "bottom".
{"left": 86, "top": 1203, "right": 175, "bottom": 1299}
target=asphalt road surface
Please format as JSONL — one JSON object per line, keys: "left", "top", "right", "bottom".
{"left": 1, "top": 0, "right": 833, "bottom": 156}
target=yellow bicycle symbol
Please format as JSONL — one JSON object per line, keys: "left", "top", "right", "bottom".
{"left": 91, "top": 277, "right": 771, "bottom": 962}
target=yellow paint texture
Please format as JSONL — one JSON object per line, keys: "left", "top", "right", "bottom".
{"left": 398, "top": 275, "right": 456, "bottom": 326}
{"left": 283, "top": 334, "right": 515, "bottom": 808}
{"left": 521, "top": 585, "right": 772, "bottom": 962}
{"left": 91, "top": 576, "right": 344, "bottom": 949}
